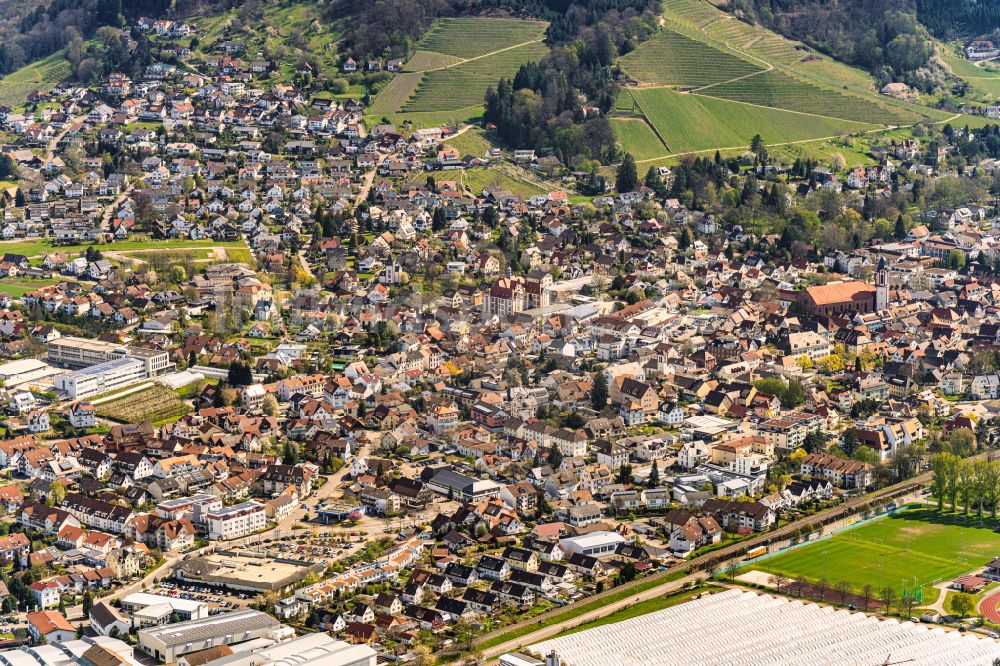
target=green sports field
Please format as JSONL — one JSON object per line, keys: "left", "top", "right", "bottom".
{"left": 746, "top": 508, "right": 1000, "bottom": 602}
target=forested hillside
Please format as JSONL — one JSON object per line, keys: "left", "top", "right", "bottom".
{"left": 0, "top": 0, "right": 229, "bottom": 77}
{"left": 724, "top": 0, "right": 1000, "bottom": 91}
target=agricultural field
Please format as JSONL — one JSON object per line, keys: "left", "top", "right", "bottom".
{"left": 417, "top": 17, "right": 547, "bottom": 60}
{"left": 619, "top": 28, "right": 763, "bottom": 88}
{"left": 371, "top": 17, "right": 548, "bottom": 121}
{"left": 403, "top": 51, "right": 465, "bottom": 72}
{"left": 403, "top": 70, "right": 500, "bottom": 112}
{"left": 744, "top": 508, "right": 1000, "bottom": 607}
{"left": 95, "top": 385, "right": 190, "bottom": 424}
{"left": 0, "top": 52, "right": 72, "bottom": 109}
{"left": 610, "top": 118, "right": 669, "bottom": 161}
{"left": 629, "top": 87, "right": 876, "bottom": 155}
{"left": 661, "top": 0, "right": 875, "bottom": 90}
{"left": 696, "top": 69, "right": 928, "bottom": 125}
{"left": 367, "top": 73, "right": 423, "bottom": 115}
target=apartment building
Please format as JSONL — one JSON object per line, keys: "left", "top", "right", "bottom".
{"left": 205, "top": 501, "right": 267, "bottom": 540}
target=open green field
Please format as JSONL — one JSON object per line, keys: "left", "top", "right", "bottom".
{"left": 442, "top": 127, "right": 494, "bottom": 157}
{"left": 944, "top": 50, "right": 1000, "bottom": 101}
{"left": 661, "top": 0, "right": 875, "bottom": 89}
{"left": 697, "top": 69, "right": 928, "bottom": 125}
{"left": 372, "top": 17, "right": 548, "bottom": 121}
{"left": 400, "top": 42, "right": 548, "bottom": 114}
{"left": 610, "top": 118, "right": 669, "bottom": 161}
{"left": 745, "top": 508, "right": 1000, "bottom": 603}
{"left": 630, "top": 87, "right": 876, "bottom": 155}
{"left": 0, "top": 238, "right": 246, "bottom": 259}
{"left": 0, "top": 52, "right": 72, "bottom": 109}
{"left": 461, "top": 167, "right": 546, "bottom": 198}
{"left": 370, "top": 107, "right": 485, "bottom": 129}
{"left": 417, "top": 17, "right": 547, "bottom": 59}
{"left": 555, "top": 587, "right": 712, "bottom": 638}
{"left": 0, "top": 278, "right": 63, "bottom": 299}
{"left": 620, "top": 27, "right": 763, "bottom": 88}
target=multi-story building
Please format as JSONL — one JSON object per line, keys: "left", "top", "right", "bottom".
{"left": 47, "top": 337, "right": 128, "bottom": 368}
{"left": 205, "top": 501, "right": 267, "bottom": 540}
{"left": 54, "top": 357, "right": 148, "bottom": 399}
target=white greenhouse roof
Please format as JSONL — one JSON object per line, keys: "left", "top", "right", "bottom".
{"left": 532, "top": 588, "right": 1000, "bottom": 666}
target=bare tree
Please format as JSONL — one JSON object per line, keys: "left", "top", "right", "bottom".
{"left": 862, "top": 583, "right": 875, "bottom": 610}
{"left": 880, "top": 586, "right": 895, "bottom": 615}
{"left": 834, "top": 580, "right": 853, "bottom": 606}
{"left": 817, "top": 577, "right": 830, "bottom": 602}
{"left": 794, "top": 575, "right": 808, "bottom": 598}
{"left": 769, "top": 573, "right": 789, "bottom": 595}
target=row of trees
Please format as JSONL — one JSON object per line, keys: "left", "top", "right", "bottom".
{"left": 929, "top": 451, "right": 1000, "bottom": 515}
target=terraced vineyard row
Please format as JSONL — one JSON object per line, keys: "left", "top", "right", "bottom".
{"left": 368, "top": 72, "right": 422, "bottom": 114}
{"left": 456, "top": 42, "right": 549, "bottom": 76}
{"left": 402, "top": 70, "right": 499, "bottom": 112}
{"left": 631, "top": 87, "right": 877, "bottom": 155}
{"left": 619, "top": 28, "right": 763, "bottom": 87}
{"left": 372, "top": 17, "right": 550, "bottom": 118}
{"left": 403, "top": 51, "right": 464, "bottom": 72}
{"left": 610, "top": 118, "right": 669, "bottom": 161}
{"left": 697, "top": 69, "right": 926, "bottom": 125}
{"left": 662, "top": 0, "right": 876, "bottom": 89}
{"left": 0, "top": 52, "right": 72, "bottom": 109}
{"left": 418, "top": 17, "right": 547, "bottom": 59}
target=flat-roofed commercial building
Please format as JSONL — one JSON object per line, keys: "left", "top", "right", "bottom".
{"left": 205, "top": 501, "right": 267, "bottom": 540}
{"left": 47, "top": 337, "right": 128, "bottom": 369}
{"left": 137, "top": 610, "right": 281, "bottom": 662}
{"left": 54, "top": 357, "right": 147, "bottom": 399}
{"left": 127, "top": 347, "right": 173, "bottom": 377}
{"left": 120, "top": 592, "right": 210, "bottom": 623}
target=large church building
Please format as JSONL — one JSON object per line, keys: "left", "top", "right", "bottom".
{"left": 797, "top": 280, "right": 877, "bottom": 316}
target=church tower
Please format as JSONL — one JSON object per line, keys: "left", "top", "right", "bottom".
{"left": 875, "top": 256, "right": 888, "bottom": 311}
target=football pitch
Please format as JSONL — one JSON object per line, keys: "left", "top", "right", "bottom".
{"left": 747, "top": 507, "right": 1000, "bottom": 600}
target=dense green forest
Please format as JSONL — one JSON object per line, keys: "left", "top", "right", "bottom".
{"left": 726, "top": 0, "right": 999, "bottom": 91}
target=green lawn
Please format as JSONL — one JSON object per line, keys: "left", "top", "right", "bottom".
{"left": 943, "top": 50, "right": 1000, "bottom": 102}
{"left": 460, "top": 167, "right": 546, "bottom": 198}
{"left": 555, "top": 586, "right": 712, "bottom": 637}
{"left": 442, "top": 127, "right": 495, "bottom": 158}
{"left": 0, "top": 278, "right": 62, "bottom": 298}
{"left": 0, "top": 238, "right": 246, "bottom": 258}
{"left": 745, "top": 508, "right": 1000, "bottom": 602}
{"left": 417, "top": 17, "right": 547, "bottom": 60}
